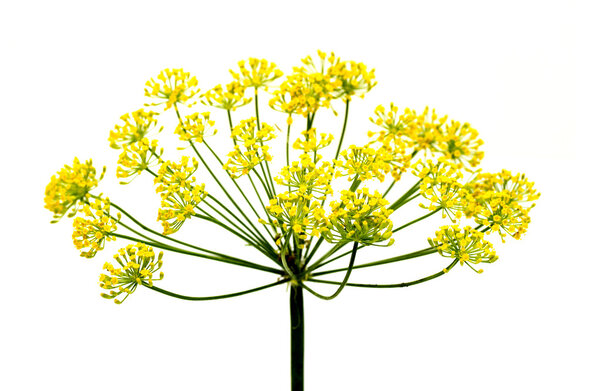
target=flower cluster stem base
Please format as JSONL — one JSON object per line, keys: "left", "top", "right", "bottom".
{"left": 290, "top": 284, "right": 304, "bottom": 391}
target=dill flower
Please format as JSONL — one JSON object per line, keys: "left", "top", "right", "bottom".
{"left": 413, "top": 159, "right": 465, "bottom": 220}
{"left": 99, "top": 243, "right": 164, "bottom": 304}
{"left": 428, "top": 225, "right": 498, "bottom": 273}
{"left": 292, "top": 128, "right": 334, "bottom": 158}
{"left": 463, "top": 170, "right": 539, "bottom": 241}
{"left": 201, "top": 80, "right": 251, "bottom": 111}
{"left": 269, "top": 52, "right": 341, "bottom": 118}
{"left": 265, "top": 191, "right": 326, "bottom": 243}
{"left": 174, "top": 112, "right": 217, "bottom": 144}
{"left": 116, "top": 138, "right": 163, "bottom": 184}
{"left": 72, "top": 197, "right": 118, "bottom": 258}
{"left": 329, "top": 60, "right": 376, "bottom": 100}
{"left": 223, "top": 118, "right": 276, "bottom": 178}
{"left": 230, "top": 58, "right": 283, "bottom": 91}
{"left": 154, "top": 157, "right": 207, "bottom": 234}
{"left": 320, "top": 189, "right": 394, "bottom": 246}
{"left": 275, "top": 160, "right": 335, "bottom": 199}
{"left": 435, "top": 120, "right": 484, "bottom": 168}
{"left": 335, "top": 145, "right": 389, "bottom": 183}
{"left": 369, "top": 103, "right": 414, "bottom": 141}
{"left": 108, "top": 109, "right": 161, "bottom": 149}
{"left": 44, "top": 157, "right": 106, "bottom": 222}
{"left": 144, "top": 68, "right": 200, "bottom": 110}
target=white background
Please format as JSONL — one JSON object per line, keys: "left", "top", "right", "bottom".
{"left": 1, "top": 1, "right": 597, "bottom": 390}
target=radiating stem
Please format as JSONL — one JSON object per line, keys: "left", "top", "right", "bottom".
{"left": 307, "top": 258, "right": 459, "bottom": 288}
{"left": 145, "top": 279, "right": 287, "bottom": 301}
{"left": 333, "top": 99, "right": 350, "bottom": 160}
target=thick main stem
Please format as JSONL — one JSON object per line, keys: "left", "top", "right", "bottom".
{"left": 290, "top": 284, "right": 304, "bottom": 391}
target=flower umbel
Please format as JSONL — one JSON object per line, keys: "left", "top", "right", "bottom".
{"left": 231, "top": 58, "right": 283, "bottom": 91}
{"left": 223, "top": 118, "right": 276, "bottom": 178}
{"left": 108, "top": 109, "right": 161, "bottom": 149}
{"left": 44, "top": 158, "right": 106, "bottom": 222}
{"left": 144, "top": 68, "right": 200, "bottom": 110}
{"left": 99, "top": 243, "right": 164, "bottom": 304}
{"left": 116, "top": 138, "right": 163, "bottom": 184}
{"left": 72, "top": 197, "right": 119, "bottom": 258}
{"left": 175, "top": 112, "right": 217, "bottom": 144}
{"left": 320, "top": 189, "right": 394, "bottom": 246}
{"left": 154, "top": 157, "right": 207, "bottom": 234}
{"left": 428, "top": 225, "right": 498, "bottom": 273}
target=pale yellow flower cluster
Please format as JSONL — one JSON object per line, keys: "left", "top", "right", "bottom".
{"left": 99, "top": 243, "right": 164, "bottom": 304}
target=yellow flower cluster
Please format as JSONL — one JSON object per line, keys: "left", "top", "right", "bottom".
{"left": 230, "top": 58, "right": 283, "bottom": 90}
{"left": 292, "top": 128, "right": 334, "bottom": 158}
{"left": 154, "top": 157, "right": 207, "bottom": 234}
{"left": 434, "top": 120, "right": 484, "bottom": 168}
{"left": 223, "top": 118, "right": 276, "bottom": 178}
{"left": 108, "top": 109, "right": 160, "bottom": 149}
{"left": 174, "top": 112, "right": 217, "bottom": 144}
{"left": 275, "top": 160, "right": 334, "bottom": 199}
{"left": 265, "top": 192, "right": 326, "bottom": 245}
{"left": 44, "top": 158, "right": 106, "bottom": 222}
{"left": 463, "top": 170, "right": 539, "bottom": 241}
{"left": 99, "top": 243, "right": 164, "bottom": 304}
{"left": 144, "top": 68, "right": 200, "bottom": 110}
{"left": 116, "top": 138, "right": 163, "bottom": 184}
{"left": 369, "top": 105, "right": 485, "bottom": 169}
{"left": 72, "top": 197, "right": 118, "bottom": 258}
{"left": 413, "top": 159, "right": 466, "bottom": 220}
{"left": 428, "top": 225, "right": 498, "bottom": 273}
{"left": 269, "top": 52, "right": 340, "bottom": 117}
{"left": 202, "top": 80, "right": 251, "bottom": 111}
{"left": 329, "top": 59, "right": 376, "bottom": 100}
{"left": 320, "top": 189, "right": 394, "bottom": 245}
{"left": 335, "top": 145, "right": 389, "bottom": 183}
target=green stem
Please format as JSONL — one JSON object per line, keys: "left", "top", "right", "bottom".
{"left": 393, "top": 208, "right": 441, "bottom": 233}
{"left": 333, "top": 99, "right": 350, "bottom": 160}
{"left": 290, "top": 284, "right": 304, "bottom": 391}
{"left": 307, "top": 258, "right": 459, "bottom": 288}
{"left": 146, "top": 279, "right": 287, "bottom": 301}
{"left": 204, "top": 141, "right": 275, "bottom": 243}
{"left": 96, "top": 197, "right": 243, "bottom": 260}
{"left": 112, "top": 232, "right": 283, "bottom": 275}
{"left": 310, "top": 247, "right": 437, "bottom": 277}
{"left": 390, "top": 179, "right": 422, "bottom": 210}
{"left": 300, "top": 241, "right": 358, "bottom": 300}
{"left": 382, "top": 181, "right": 396, "bottom": 198}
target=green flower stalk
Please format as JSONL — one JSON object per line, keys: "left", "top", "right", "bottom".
{"left": 45, "top": 51, "right": 540, "bottom": 391}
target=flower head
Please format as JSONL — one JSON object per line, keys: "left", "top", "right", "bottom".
{"left": 223, "top": 118, "right": 276, "bottom": 178}
{"left": 265, "top": 191, "right": 325, "bottom": 246}
{"left": 174, "top": 112, "right": 217, "bottom": 144}
{"left": 230, "top": 58, "right": 283, "bottom": 91}
{"left": 108, "top": 109, "right": 161, "bottom": 149}
{"left": 275, "top": 160, "right": 334, "bottom": 199}
{"left": 434, "top": 120, "right": 484, "bottom": 169}
{"left": 269, "top": 51, "right": 341, "bottom": 117}
{"left": 329, "top": 59, "right": 376, "bottom": 100}
{"left": 100, "top": 243, "right": 164, "bottom": 304}
{"left": 201, "top": 80, "right": 251, "bottom": 111}
{"left": 428, "top": 225, "right": 498, "bottom": 273}
{"left": 413, "top": 159, "right": 466, "bottom": 221}
{"left": 464, "top": 170, "right": 539, "bottom": 241}
{"left": 72, "top": 197, "right": 118, "bottom": 258}
{"left": 116, "top": 138, "right": 163, "bottom": 184}
{"left": 44, "top": 158, "right": 106, "bottom": 222}
{"left": 154, "top": 157, "right": 207, "bottom": 234}
{"left": 335, "top": 145, "right": 389, "bottom": 183}
{"left": 320, "top": 189, "right": 394, "bottom": 246}
{"left": 144, "top": 68, "right": 200, "bottom": 110}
